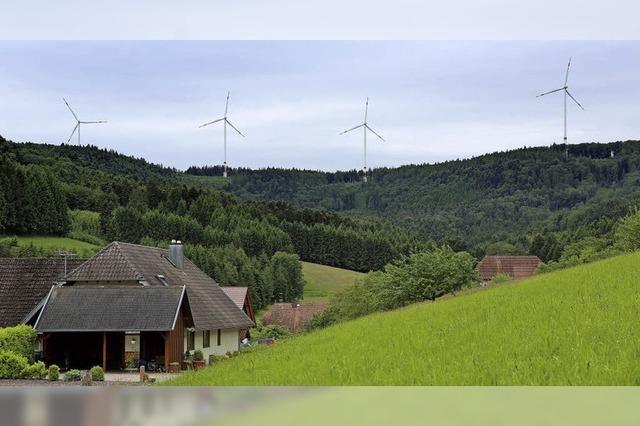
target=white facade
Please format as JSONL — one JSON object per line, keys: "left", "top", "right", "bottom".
{"left": 184, "top": 328, "right": 240, "bottom": 363}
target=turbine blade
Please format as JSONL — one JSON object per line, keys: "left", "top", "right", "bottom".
{"left": 82, "top": 121, "right": 107, "bottom": 124}
{"left": 66, "top": 123, "right": 79, "bottom": 143}
{"left": 199, "top": 117, "right": 225, "bottom": 128}
{"left": 339, "top": 124, "right": 364, "bottom": 135}
{"left": 226, "top": 119, "right": 245, "bottom": 137}
{"left": 566, "top": 90, "right": 584, "bottom": 110}
{"left": 63, "top": 98, "right": 79, "bottom": 121}
{"left": 564, "top": 57, "right": 572, "bottom": 86}
{"left": 225, "top": 91, "right": 230, "bottom": 117}
{"left": 365, "top": 124, "right": 385, "bottom": 141}
{"left": 364, "top": 97, "right": 369, "bottom": 123}
{"left": 536, "top": 87, "right": 565, "bottom": 97}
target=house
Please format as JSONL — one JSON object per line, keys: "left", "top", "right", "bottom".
{"left": 478, "top": 255, "right": 541, "bottom": 281}
{"left": 261, "top": 302, "right": 328, "bottom": 333}
{"left": 0, "top": 257, "right": 84, "bottom": 328}
{"left": 221, "top": 286, "right": 255, "bottom": 339}
{"left": 19, "top": 241, "right": 253, "bottom": 371}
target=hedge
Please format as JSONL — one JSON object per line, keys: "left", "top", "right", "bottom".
{"left": 0, "top": 350, "right": 29, "bottom": 379}
{"left": 0, "top": 325, "right": 36, "bottom": 361}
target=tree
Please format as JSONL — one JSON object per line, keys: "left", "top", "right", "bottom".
{"left": 615, "top": 208, "right": 640, "bottom": 251}
{"left": 262, "top": 252, "right": 305, "bottom": 302}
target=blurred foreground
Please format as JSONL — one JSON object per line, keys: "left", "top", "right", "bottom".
{"left": 1, "top": 386, "right": 639, "bottom": 426}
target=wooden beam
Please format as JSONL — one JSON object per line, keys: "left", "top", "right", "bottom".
{"left": 102, "top": 332, "right": 107, "bottom": 371}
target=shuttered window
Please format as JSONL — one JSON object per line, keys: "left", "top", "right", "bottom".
{"left": 187, "top": 330, "right": 195, "bottom": 351}
{"left": 217, "top": 329, "right": 221, "bottom": 346}
{"left": 203, "top": 330, "right": 210, "bottom": 348}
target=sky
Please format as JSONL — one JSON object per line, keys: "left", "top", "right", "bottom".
{"left": 1, "top": 41, "right": 640, "bottom": 171}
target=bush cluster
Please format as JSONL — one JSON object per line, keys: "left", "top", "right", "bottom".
{"left": 90, "top": 365, "right": 104, "bottom": 381}
{"left": 0, "top": 325, "right": 36, "bottom": 361}
{"left": 48, "top": 364, "right": 60, "bottom": 381}
{"left": 64, "top": 369, "right": 81, "bottom": 382}
{"left": 0, "top": 350, "right": 29, "bottom": 379}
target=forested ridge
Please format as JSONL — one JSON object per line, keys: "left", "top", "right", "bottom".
{"left": 186, "top": 141, "right": 640, "bottom": 257}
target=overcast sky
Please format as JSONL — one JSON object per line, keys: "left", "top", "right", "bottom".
{"left": 1, "top": 41, "right": 640, "bottom": 171}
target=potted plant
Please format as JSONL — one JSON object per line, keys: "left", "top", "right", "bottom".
{"left": 192, "top": 349, "right": 205, "bottom": 370}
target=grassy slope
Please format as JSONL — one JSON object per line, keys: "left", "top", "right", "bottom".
{"left": 302, "top": 261, "right": 364, "bottom": 302}
{"left": 166, "top": 252, "right": 640, "bottom": 385}
{"left": 7, "top": 235, "right": 100, "bottom": 252}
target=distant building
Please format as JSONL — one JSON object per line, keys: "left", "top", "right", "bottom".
{"left": 221, "top": 286, "right": 255, "bottom": 339}
{"left": 261, "top": 302, "right": 328, "bottom": 333}
{"left": 478, "top": 255, "right": 541, "bottom": 281}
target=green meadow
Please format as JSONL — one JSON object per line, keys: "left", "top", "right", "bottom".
{"left": 166, "top": 252, "right": 640, "bottom": 385}
{"left": 3, "top": 235, "right": 100, "bottom": 255}
{"left": 301, "top": 261, "right": 364, "bottom": 302}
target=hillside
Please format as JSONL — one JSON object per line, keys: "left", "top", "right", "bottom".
{"left": 301, "top": 261, "right": 364, "bottom": 301}
{"left": 165, "top": 252, "right": 640, "bottom": 385}
{"left": 186, "top": 141, "right": 640, "bottom": 256}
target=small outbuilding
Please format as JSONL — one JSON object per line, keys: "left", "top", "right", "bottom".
{"left": 478, "top": 255, "right": 541, "bottom": 281}
{"left": 261, "top": 302, "right": 328, "bottom": 333}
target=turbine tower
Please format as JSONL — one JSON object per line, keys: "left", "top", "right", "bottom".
{"left": 199, "top": 91, "right": 245, "bottom": 178}
{"left": 536, "top": 58, "right": 585, "bottom": 157}
{"left": 63, "top": 98, "right": 107, "bottom": 146}
{"left": 339, "top": 97, "right": 385, "bottom": 183}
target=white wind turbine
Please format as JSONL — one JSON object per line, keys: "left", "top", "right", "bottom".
{"left": 537, "top": 58, "right": 585, "bottom": 156}
{"left": 63, "top": 98, "right": 107, "bottom": 146}
{"left": 339, "top": 97, "right": 385, "bottom": 183}
{"left": 199, "top": 91, "right": 245, "bottom": 178}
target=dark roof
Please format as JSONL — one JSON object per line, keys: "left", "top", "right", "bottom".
{"left": 262, "top": 302, "right": 328, "bottom": 333}
{"left": 478, "top": 255, "right": 541, "bottom": 280}
{"left": 65, "top": 242, "right": 253, "bottom": 330}
{"left": 0, "top": 258, "right": 84, "bottom": 327}
{"left": 34, "top": 286, "right": 185, "bottom": 332}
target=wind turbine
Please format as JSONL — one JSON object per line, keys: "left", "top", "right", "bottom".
{"left": 63, "top": 98, "right": 107, "bottom": 146}
{"left": 339, "top": 97, "right": 385, "bottom": 183}
{"left": 536, "top": 58, "right": 585, "bottom": 157}
{"left": 199, "top": 91, "right": 245, "bottom": 178}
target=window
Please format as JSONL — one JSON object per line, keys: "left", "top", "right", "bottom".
{"left": 187, "top": 330, "right": 195, "bottom": 351}
{"left": 203, "top": 330, "right": 210, "bottom": 348}
{"left": 217, "top": 329, "right": 221, "bottom": 346}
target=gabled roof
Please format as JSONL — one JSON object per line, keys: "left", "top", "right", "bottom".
{"left": 34, "top": 286, "right": 185, "bottom": 332}
{"left": 0, "top": 258, "right": 84, "bottom": 327}
{"left": 478, "top": 255, "right": 541, "bottom": 280}
{"left": 221, "top": 287, "right": 248, "bottom": 309}
{"left": 262, "top": 302, "right": 328, "bottom": 333}
{"left": 64, "top": 242, "right": 253, "bottom": 330}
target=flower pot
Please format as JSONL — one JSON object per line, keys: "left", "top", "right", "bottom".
{"left": 193, "top": 360, "right": 206, "bottom": 370}
{"left": 168, "top": 363, "right": 180, "bottom": 374}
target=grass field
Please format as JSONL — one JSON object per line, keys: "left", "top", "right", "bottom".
{"left": 302, "top": 261, "right": 364, "bottom": 302}
{"left": 166, "top": 252, "right": 640, "bottom": 385}
{"left": 2, "top": 235, "right": 101, "bottom": 257}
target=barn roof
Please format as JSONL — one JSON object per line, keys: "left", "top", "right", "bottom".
{"left": 261, "top": 302, "right": 328, "bottom": 333}
{"left": 0, "top": 258, "right": 84, "bottom": 327}
{"left": 34, "top": 286, "right": 185, "bottom": 332}
{"left": 221, "top": 287, "right": 248, "bottom": 310}
{"left": 478, "top": 255, "right": 541, "bottom": 280}
{"left": 64, "top": 242, "right": 254, "bottom": 330}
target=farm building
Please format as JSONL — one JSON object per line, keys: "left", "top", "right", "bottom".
{"left": 0, "top": 257, "right": 84, "bottom": 328}
{"left": 261, "top": 302, "right": 328, "bottom": 333}
{"left": 478, "top": 255, "right": 541, "bottom": 281}
{"left": 221, "top": 286, "right": 255, "bottom": 339}
{"left": 2, "top": 241, "right": 253, "bottom": 371}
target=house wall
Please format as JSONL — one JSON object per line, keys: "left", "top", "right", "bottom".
{"left": 184, "top": 328, "right": 240, "bottom": 363}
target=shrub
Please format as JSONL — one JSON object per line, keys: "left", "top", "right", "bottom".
{"left": 208, "top": 354, "right": 225, "bottom": 364}
{"left": 253, "top": 323, "right": 291, "bottom": 340}
{"left": 0, "top": 350, "right": 29, "bottom": 379}
{"left": 22, "top": 361, "right": 47, "bottom": 379}
{"left": 48, "top": 364, "right": 60, "bottom": 381}
{"left": 90, "top": 366, "right": 104, "bottom": 381}
{"left": 64, "top": 369, "right": 81, "bottom": 382}
{"left": 192, "top": 349, "right": 204, "bottom": 361}
{"left": 489, "top": 273, "right": 512, "bottom": 284}
{"left": 0, "top": 325, "right": 37, "bottom": 361}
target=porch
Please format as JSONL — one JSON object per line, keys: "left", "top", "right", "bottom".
{"left": 42, "top": 330, "right": 183, "bottom": 372}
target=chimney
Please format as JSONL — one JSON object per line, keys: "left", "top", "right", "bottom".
{"left": 169, "top": 240, "right": 184, "bottom": 271}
